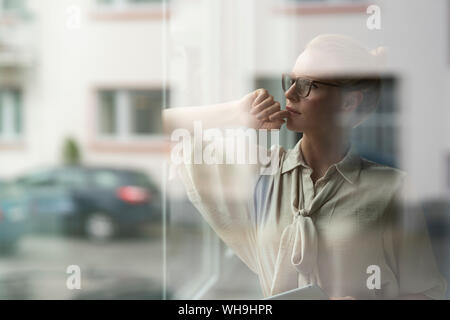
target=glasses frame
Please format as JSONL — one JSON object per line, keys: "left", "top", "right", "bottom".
{"left": 281, "top": 73, "right": 342, "bottom": 98}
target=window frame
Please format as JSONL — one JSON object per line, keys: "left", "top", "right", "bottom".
{"left": 0, "top": 88, "right": 24, "bottom": 143}
{"left": 273, "top": 0, "right": 370, "bottom": 16}
{"left": 94, "top": 86, "right": 166, "bottom": 144}
{"left": 0, "top": 0, "right": 25, "bottom": 15}
{"left": 91, "top": 0, "right": 168, "bottom": 21}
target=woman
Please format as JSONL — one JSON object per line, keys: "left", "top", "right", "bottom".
{"left": 164, "top": 34, "right": 446, "bottom": 299}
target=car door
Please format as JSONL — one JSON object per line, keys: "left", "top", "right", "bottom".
{"left": 20, "top": 169, "right": 75, "bottom": 232}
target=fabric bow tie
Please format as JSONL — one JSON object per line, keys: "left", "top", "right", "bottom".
{"left": 270, "top": 168, "right": 345, "bottom": 296}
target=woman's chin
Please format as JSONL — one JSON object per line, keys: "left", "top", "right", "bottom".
{"left": 286, "top": 119, "right": 304, "bottom": 133}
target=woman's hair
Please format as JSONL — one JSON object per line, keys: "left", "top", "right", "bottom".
{"left": 304, "top": 34, "right": 385, "bottom": 124}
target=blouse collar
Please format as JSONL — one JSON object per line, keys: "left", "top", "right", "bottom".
{"left": 280, "top": 138, "right": 362, "bottom": 185}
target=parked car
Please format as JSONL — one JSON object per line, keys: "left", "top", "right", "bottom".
{"left": 0, "top": 181, "right": 29, "bottom": 253}
{"left": 16, "top": 166, "right": 161, "bottom": 241}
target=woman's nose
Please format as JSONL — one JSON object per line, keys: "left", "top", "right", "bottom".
{"left": 285, "top": 84, "right": 299, "bottom": 102}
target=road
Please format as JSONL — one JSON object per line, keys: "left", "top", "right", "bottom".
{"left": 0, "top": 226, "right": 261, "bottom": 300}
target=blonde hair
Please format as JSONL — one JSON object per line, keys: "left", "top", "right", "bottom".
{"left": 304, "top": 34, "right": 386, "bottom": 121}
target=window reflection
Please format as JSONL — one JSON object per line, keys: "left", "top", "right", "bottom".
{"left": 0, "top": 0, "right": 448, "bottom": 301}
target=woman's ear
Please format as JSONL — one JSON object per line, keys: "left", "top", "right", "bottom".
{"left": 341, "top": 90, "right": 364, "bottom": 113}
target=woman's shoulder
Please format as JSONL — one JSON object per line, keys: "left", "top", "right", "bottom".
{"left": 359, "top": 157, "right": 407, "bottom": 186}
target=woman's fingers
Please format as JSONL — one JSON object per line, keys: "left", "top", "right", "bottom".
{"left": 247, "top": 88, "right": 287, "bottom": 129}
{"left": 269, "top": 110, "right": 289, "bottom": 121}
{"left": 253, "top": 88, "right": 270, "bottom": 106}
{"left": 259, "top": 118, "right": 285, "bottom": 130}
{"left": 251, "top": 96, "right": 274, "bottom": 114}
{"left": 256, "top": 103, "right": 281, "bottom": 120}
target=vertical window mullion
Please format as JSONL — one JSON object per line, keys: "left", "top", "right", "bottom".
{"left": 3, "top": 91, "right": 14, "bottom": 140}
{"left": 13, "top": 91, "right": 22, "bottom": 136}
{"left": 0, "top": 92, "right": 3, "bottom": 136}
{"left": 117, "top": 90, "right": 130, "bottom": 141}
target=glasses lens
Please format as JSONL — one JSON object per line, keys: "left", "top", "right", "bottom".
{"left": 296, "top": 79, "right": 312, "bottom": 98}
{"left": 282, "top": 74, "right": 295, "bottom": 92}
{"left": 282, "top": 75, "right": 312, "bottom": 97}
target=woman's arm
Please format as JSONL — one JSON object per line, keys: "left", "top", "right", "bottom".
{"left": 166, "top": 89, "right": 288, "bottom": 275}
{"left": 163, "top": 100, "right": 243, "bottom": 133}
{"left": 163, "top": 89, "right": 288, "bottom": 133}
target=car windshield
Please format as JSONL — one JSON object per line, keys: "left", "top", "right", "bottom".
{"left": 89, "top": 169, "right": 156, "bottom": 191}
{"left": 56, "top": 168, "right": 89, "bottom": 189}
{"left": 90, "top": 170, "right": 122, "bottom": 189}
{"left": 124, "top": 171, "right": 157, "bottom": 191}
{"left": 0, "top": 181, "right": 23, "bottom": 198}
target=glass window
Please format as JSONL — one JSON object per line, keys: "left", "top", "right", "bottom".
{"left": 0, "top": 0, "right": 30, "bottom": 18}
{"left": 1, "top": 0, "right": 25, "bottom": 11}
{"left": 351, "top": 77, "right": 399, "bottom": 167}
{"left": 56, "top": 169, "right": 88, "bottom": 189}
{"left": 91, "top": 170, "right": 122, "bottom": 189}
{"left": 97, "top": 89, "right": 166, "bottom": 139}
{"left": 99, "top": 91, "right": 117, "bottom": 135}
{"left": 0, "top": 90, "right": 23, "bottom": 141}
{"left": 19, "top": 169, "right": 56, "bottom": 187}
{"left": 129, "top": 90, "right": 163, "bottom": 135}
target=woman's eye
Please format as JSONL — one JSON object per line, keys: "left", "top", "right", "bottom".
{"left": 312, "top": 84, "right": 319, "bottom": 89}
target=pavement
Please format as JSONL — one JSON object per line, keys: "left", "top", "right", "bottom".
{"left": 0, "top": 225, "right": 261, "bottom": 300}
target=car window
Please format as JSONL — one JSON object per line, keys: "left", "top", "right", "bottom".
{"left": 126, "top": 172, "right": 156, "bottom": 190}
{"left": 19, "top": 170, "right": 56, "bottom": 187}
{"left": 56, "top": 168, "right": 88, "bottom": 189}
{"left": 0, "top": 181, "right": 22, "bottom": 197}
{"left": 91, "top": 170, "right": 122, "bottom": 189}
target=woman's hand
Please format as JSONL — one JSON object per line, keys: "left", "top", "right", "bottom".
{"left": 163, "top": 89, "right": 288, "bottom": 133}
{"left": 239, "top": 89, "right": 289, "bottom": 130}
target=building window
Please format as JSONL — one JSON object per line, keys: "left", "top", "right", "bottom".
{"left": 278, "top": 0, "right": 369, "bottom": 15}
{"left": 254, "top": 76, "right": 399, "bottom": 167}
{"left": 0, "top": 89, "right": 23, "bottom": 142}
{"left": 97, "top": 89, "right": 166, "bottom": 140}
{"left": 0, "top": 0, "right": 27, "bottom": 16}
{"left": 92, "top": 0, "right": 168, "bottom": 20}
{"left": 351, "top": 77, "right": 399, "bottom": 167}
{"left": 1, "top": 0, "right": 24, "bottom": 11}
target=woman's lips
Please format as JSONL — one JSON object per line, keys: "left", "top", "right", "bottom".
{"left": 286, "top": 106, "right": 301, "bottom": 115}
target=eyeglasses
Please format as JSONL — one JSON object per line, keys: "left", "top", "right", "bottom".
{"left": 281, "top": 73, "right": 342, "bottom": 98}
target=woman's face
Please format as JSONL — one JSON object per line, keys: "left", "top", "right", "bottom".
{"left": 285, "top": 49, "right": 344, "bottom": 134}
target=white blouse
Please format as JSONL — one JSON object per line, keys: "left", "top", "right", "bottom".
{"left": 175, "top": 138, "right": 447, "bottom": 299}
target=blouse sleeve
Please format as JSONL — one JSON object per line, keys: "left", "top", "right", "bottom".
{"left": 383, "top": 176, "right": 447, "bottom": 299}
{"left": 173, "top": 130, "right": 284, "bottom": 274}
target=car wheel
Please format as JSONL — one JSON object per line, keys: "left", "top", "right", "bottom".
{"left": 85, "top": 213, "right": 115, "bottom": 241}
